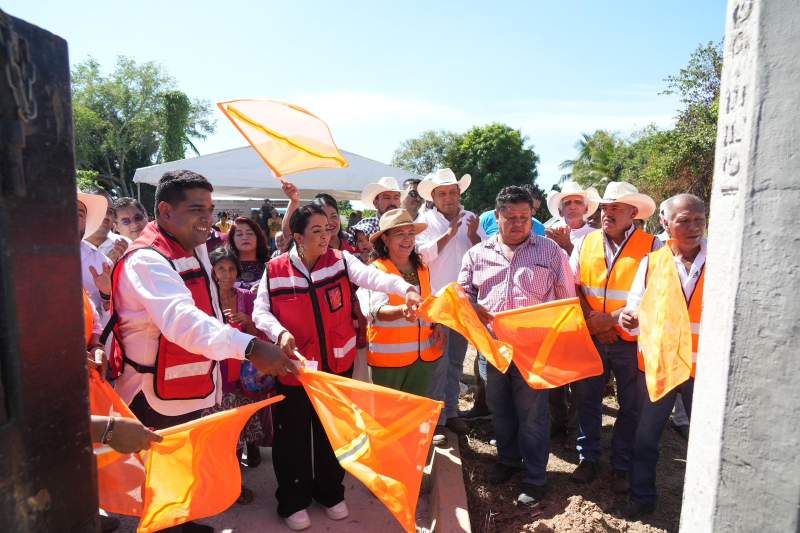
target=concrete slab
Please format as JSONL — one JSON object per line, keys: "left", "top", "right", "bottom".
{"left": 429, "top": 430, "right": 471, "bottom": 533}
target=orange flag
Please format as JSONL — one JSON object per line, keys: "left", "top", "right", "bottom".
{"left": 297, "top": 366, "right": 442, "bottom": 533}
{"left": 637, "top": 248, "right": 693, "bottom": 402}
{"left": 217, "top": 99, "right": 348, "bottom": 177}
{"left": 89, "top": 374, "right": 283, "bottom": 532}
{"left": 418, "top": 283, "right": 513, "bottom": 373}
{"left": 491, "top": 298, "right": 603, "bottom": 389}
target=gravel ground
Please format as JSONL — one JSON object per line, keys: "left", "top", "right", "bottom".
{"left": 458, "top": 349, "right": 687, "bottom": 533}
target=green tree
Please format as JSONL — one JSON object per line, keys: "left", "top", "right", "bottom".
{"left": 76, "top": 169, "right": 101, "bottom": 191}
{"left": 72, "top": 57, "right": 215, "bottom": 196}
{"left": 450, "top": 124, "right": 540, "bottom": 212}
{"left": 391, "top": 129, "right": 461, "bottom": 176}
{"left": 559, "top": 130, "right": 626, "bottom": 186}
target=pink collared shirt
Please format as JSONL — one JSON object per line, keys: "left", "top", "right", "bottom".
{"left": 458, "top": 234, "right": 575, "bottom": 313}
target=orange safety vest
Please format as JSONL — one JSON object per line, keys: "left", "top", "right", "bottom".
{"left": 579, "top": 228, "right": 655, "bottom": 342}
{"left": 83, "top": 289, "right": 94, "bottom": 346}
{"left": 367, "top": 259, "right": 442, "bottom": 368}
{"left": 637, "top": 244, "right": 705, "bottom": 378}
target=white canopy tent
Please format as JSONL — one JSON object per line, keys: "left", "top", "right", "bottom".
{"left": 132, "top": 146, "right": 421, "bottom": 202}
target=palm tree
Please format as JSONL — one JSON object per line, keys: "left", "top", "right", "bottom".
{"left": 559, "top": 130, "right": 624, "bottom": 186}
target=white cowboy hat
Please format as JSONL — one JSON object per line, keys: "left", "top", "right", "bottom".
{"left": 360, "top": 177, "right": 407, "bottom": 206}
{"left": 546, "top": 182, "right": 600, "bottom": 221}
{"left": 77, "top": 189, "right": 109, "bottom": 237}
{"left": 598, "top": 181, "right": 656, "bottom": 220}
{"left": 369, "top": 208, "right": 428, "bottom": 243}
{"left": 417, "top": 168, "right": 471, "bottom": 202}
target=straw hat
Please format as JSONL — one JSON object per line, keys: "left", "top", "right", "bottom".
{"left": 77, "top": 189, "right": 109, "bottom": 237}
{"left": 599, "top": 181, "right": 656, "bottom": 220}
{"left": 546, "top": 182, "right": 600, "bottom": 221}
{"left": 417, "top": 168, "right": 471, "bottom": 202}
{"left": 369, "top": 209, "right": 428, "bottom": 243}
{"left": 361, "top": 177, "right": 407, "bottom": 206}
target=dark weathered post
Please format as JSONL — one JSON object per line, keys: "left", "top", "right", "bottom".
{"left": 0, "top": 9, "right": 98, "bottom": 532}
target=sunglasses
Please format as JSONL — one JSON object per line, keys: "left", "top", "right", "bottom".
{"left": 407, "top": 190, "right": 421, "bottom": 200}
{"left": 118, "top": 213, "right": 146, "bottom": 226}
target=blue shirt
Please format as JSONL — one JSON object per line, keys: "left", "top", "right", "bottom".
{"left": 478, "top": 210, "right": 546, "bottom": 238}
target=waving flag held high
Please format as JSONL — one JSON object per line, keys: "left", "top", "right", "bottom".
{"left": 417, "top": 283, "right": 513, "bottom": 373}
{"left": 491, "top": 298, "right": 603, "bottom": 389}
{"left": 217, "top": 99, "right": 348, "bottom": 177}
{"left": 296, "top": 363, "right": 442, "bottom": 533}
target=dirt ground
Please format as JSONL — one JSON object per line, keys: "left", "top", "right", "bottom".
{"left": 458, "top": 350, "right": 687, "bottom": 533}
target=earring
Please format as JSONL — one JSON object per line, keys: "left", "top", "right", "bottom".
{"left": 298, "top": 244, "right": 305, "bottom": 258}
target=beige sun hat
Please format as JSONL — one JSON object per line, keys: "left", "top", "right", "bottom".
{"left": 77, "top": 189, "right": 109, "bottom": 237}
{"left": 417, "top": 168, "right": 471, "bottom": 202}
{"left": 360, "top": 177, "right": 407, "bottom": 206}
{"left": 546, "top": 182, "right": 601, "bottom": 221}
{"left": 369, "top": 208, "right": 428, "bottom": 243}
{"left": 599, "top": 181, "right": 656, "bottom": 220}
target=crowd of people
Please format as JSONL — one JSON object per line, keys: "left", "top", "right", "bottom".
{"left": 76, "top": 167, "right": 707, "bottom": 531}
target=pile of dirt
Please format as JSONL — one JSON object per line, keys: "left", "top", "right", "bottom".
{"left": 458, "top": 350, "right": 685, "bottom": 533}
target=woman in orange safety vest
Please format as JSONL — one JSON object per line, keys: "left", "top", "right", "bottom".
{"left": 358, "top": 209, "right": 446, "bottom": 396}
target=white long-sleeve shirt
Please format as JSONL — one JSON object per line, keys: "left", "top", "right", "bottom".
{"left": 114, "top": 243, "right": 253, "bottom": 416}
{"left": 415, "top": 207, "right": 486, "bottom": 292}
{"left": 253, "top": 248, "right": 413, "bottom": 342}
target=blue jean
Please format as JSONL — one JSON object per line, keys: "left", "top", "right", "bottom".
{"left": 574, "top": 337, "right": 641, "bottom": 471}
{"left": 428, "top": 328, "right": 469, "bottom": 423}
{"left": 486, "top": 363, "right": 550, "bottom": 486}
{"left": 630, "top": 374, "right": 694, "bottom": 505}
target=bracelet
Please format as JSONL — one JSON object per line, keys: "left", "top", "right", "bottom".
{"left": 99, "top": 291, "right": 111, "bottom": 301}
{"left": 100, "top": 416, "right": 116, "bottom": 445}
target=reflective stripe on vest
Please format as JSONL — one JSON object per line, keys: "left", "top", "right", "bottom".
{"left": 367, "top": 258, "right": 443, "bottom": 368}
{"left": 579, "top": 228, "right": 655, "bottom": 342}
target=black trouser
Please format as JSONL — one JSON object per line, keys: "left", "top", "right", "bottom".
{"left": 272, "top": 383, "right": 345, "bottom": 517}
{"left": 129, "top": 392, "right": 202, "bottom": 430}
{"left": 549, "top": 384, "right": 577, "bottom": 434}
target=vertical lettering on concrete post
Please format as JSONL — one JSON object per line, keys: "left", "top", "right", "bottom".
{"left": 682, "top": 0, "right": 800, "bottom": 531}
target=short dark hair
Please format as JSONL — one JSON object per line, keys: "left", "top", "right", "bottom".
{"left": 403, "top": 178, "right": 421, "bottom": 188}
{"left": 209, "top": 246, "right": 242, "bottom": 277}
{"left": 112, "top": 197, "right": 146, "bottom": 217}
{"left": 154, "top": 170, "right": 213, "bottom": 216}
{"left": 228, "top": 216, "right": 270, "bottom": 263}
{"left": 313, "top": 193, "right": 339, "bottom": 212}
{"left": 289, "top": 204, "right": 327, "bottom": 235}
{"left": 495, "top": 185, "right": 534, "bottom": 212}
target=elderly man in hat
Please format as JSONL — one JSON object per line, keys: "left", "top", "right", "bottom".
{"left": 618, "top": 193, "right": 707, "bottom": 518}
{"left": 78, "top": 189, "right": 115, "bottom": 315}
{"left": 545, "top": 182, "right": 601, "bottom": 256}
{"left": 569, "top": 181, "right": 660, "bottom": 492}
{"left": 416, "top": 168, "right": 486, "bottom": 436}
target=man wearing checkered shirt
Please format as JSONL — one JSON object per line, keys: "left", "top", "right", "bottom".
{"left": 458, "top": 185, "right": 575, "bottom": 508}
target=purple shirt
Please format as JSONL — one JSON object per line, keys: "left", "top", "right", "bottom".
{"left": 458, "top": 234, "right": 576, "bottom": 313}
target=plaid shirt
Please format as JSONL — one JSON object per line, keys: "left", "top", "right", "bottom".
{"left": 458, "top": 234, "right": 575, "bottom": 313}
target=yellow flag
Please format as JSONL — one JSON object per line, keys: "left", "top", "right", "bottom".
{"left": 637, "top": 247, "right": 693, "bottom": 401}
{"left": 298, "top": 367, "right": 442, "bottom": 533}
{"left": 217, "top": 99, "right": 348, "bottom": 177}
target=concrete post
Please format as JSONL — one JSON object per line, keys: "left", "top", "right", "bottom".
{"left": 680, "top": 0, "right": 800, "bottom": 531}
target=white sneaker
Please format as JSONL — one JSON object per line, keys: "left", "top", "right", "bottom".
{"left": 284, "top": 509, "right": 311, "bottom": 530}
{"left": 324, "top": 500, "right": 349, "bottom": 520}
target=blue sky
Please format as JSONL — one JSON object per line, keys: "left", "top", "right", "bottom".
{"left": 6, "top": 1, "right": 726, "bottom": 189}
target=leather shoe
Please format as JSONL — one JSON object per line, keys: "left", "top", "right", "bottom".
{"left": 621, "top": 499, "right": 655, "bottom": 519}
{"left": 446, "top": 417, "right": 468, "bottom": 435}
{"left": 612, "top": 469, "right": 629, "bottom": 494}
{"left": 487, "top": 462, "right": 520, "bottom": 484}
{"left": 570, "top": 460, "right": 597, "bottom": 484}
{"left": 516, "top": 483, "right": 547, "bottom": 507}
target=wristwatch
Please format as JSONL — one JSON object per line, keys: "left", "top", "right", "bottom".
{"left": 244, "top": 337, "right": 257, "bottom": 360}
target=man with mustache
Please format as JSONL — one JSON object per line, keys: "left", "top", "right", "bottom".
{"left": 569, "top": 182, "right": 659, "bottom": 493}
